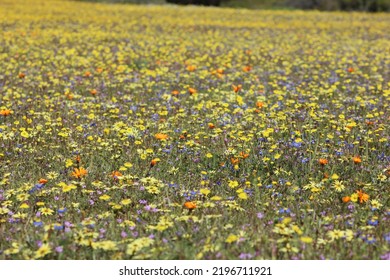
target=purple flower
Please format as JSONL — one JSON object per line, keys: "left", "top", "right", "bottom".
{"left": 55, "top": 246, "right": 63, "bottom": 253}
{"left": 239, "top": 253, "right": 253, "bottom": 260}
{"left": 64, "top": 221, "right": 72, "bottom": 227}
{"left": 121, "top": 231, "right": 128, "bottom": 238}
{"left": 380, "top": 252, "right": 390, "bottom": 260}
{"left": 257, "top": 212, "right": 264, "bottom": 219}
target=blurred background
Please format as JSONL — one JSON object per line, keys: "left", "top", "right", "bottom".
{"left": 78, "top": 0, "right": 390, "bottom": 12}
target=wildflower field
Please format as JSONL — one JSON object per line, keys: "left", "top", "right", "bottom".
{"left": 0, "top": 0, "right": 389, "bottom": 260}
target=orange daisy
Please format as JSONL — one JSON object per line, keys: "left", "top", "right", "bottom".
{"left": 0, "top": 109, "right": 12, "bottom": 116}
{"left": 318, "top": 158, "right": 328, "bottom": 165}
{"left": 71, "top": 167, "right": 88, "bottom": 179}
{"left": 352, "top": 156, "right": 362, "bottom": 164}
{"left": 155, "top": 133, "right": 169, "bottom": 140}
{"left": 183, "top": 201, "right": 196, "bottom": 210}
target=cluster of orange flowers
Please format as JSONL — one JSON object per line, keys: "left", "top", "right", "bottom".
{"left": 342, "top": 190, "right": 369, "bottom": 204}
{"left": 319, "top": 156, "right": 362, "bottom": 166}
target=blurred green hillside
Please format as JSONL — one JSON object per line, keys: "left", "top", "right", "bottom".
{"left": 77, "top": 0, "right": 390, "bottom": 11}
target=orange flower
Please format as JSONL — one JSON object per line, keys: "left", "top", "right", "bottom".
{"left": 318, "top": 158, "right": 328, "bottom": 165}
{"left": 208, "top": 123, "right": 215, "bottom": 129}
{"left": 18, "top": 72, "right": 26, "bottom": 79}
{"left": 90, "top": 89, "right": 97, "bottom": 95}
{"left": 347, "top": 67, "right": 354, "bottom": 73}
{"left": 232, "top": 84, "right": 242, "bottom": 93}
{"left": 96, "top": 67, "right": 103, "bottom": 73}
{"left": 342, "top": 196, "right": 351, "bottom": 203}
{"left": 242, "top": 65, "right": 252, "bottom": 72}
{"left": 352, "top": 156, "right": 362, "bottom": 164}
{"left": 74, "top": 155, "right": 81, "bottom": 163}
{"left": 38, "top": 178, "right": 48, "bottom": 184}
{"left": 216, "top": 68, "right": 224, "bottom": 74}
{"left": 0, "top": 109, "right": 12, "bottom": 116}
{"left": 239, "top": 152, "right": 249, "bottom": 159}
{"left": 256, "top": 101, "right": 264, "bottom": 109}
{"left": 183, "top": 201, "right": 196, "bottom": 210}
{"left": 230, "top": 158, "right": 239, "bottom": 165}
{"left": 71, "top": 167, "right": 88, "bottom": 179}
{"left": 84, "top": 71, "right": 91, "bottom": 77}
{"left": 188, "top": 88, "right": 197, "bottom": 95}
{"left": 171, "top": 90, "right": 180, "bottom": 96}
{"left": 186, "top": 65, "right": 196, "bottom": 72}
{"left": 356, "top": 190, "right": 369, "bottom": 203}
{"left": 155, "top": 133, "right": 169, "bottom": 140}
{"left": 111, "top": 171, "right": 122, "bottom": 179}
{"left": 150, "top": 158, "right": 160, "bottom": 167}
{"left": 65, "top": 93, "right": 73, "bottom": 100}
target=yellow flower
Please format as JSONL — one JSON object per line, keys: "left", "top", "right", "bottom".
{"left": 21, "top": 131, "right": 29, "bottom": 138}
{"left": 300, "top": 236, "right": 313, "bottom": 243}
{"left": 200, "top": 188, "right": 210, "bottom": 196}
{"left": 62, "top": 184, "right": 77, "bottom": 193}
{"left": 331, "top": 174, "right": 339, "bottom": 180}
{"left": 327, "top": 229, "right": 344, "bottom": 241}
{"left": 228, "top": 180, "right": 239, "bottom": 188}
{"left": 65, "top": 159, "right": 74, "bottom": 168}
{"left": 371, "top": 199, "right": 382, "bottom": 209}
{"left": 16, "top": 193, "right": 30, "bottom": 201}
{"left": 39, "top": 207, "right": 54, "bottom": 216}
{"left": 332, "top": 180, "right": 345, "bottom": 192}
{"left": 92, "top": 240, "right": 118, "bottom": 251}
{"left": 120, "top": 199, "right": 132, "bottom": 205}
{"left": 350, "top": 193, "right": 359, "bottom": 203}
{"left": 237, "top": 192, "right": 248, "bottom": 200}
{"left": 19, "top": 203, "right": 29, "bottom": 209}
{"left": 126, "top": 238, "right": 154, "bottom": 255}
{"left": 225, "top": 234, "right": 239, "bottom": 243}
{"left": 99, "top": 194, "right": 111, "bottom": 201}
{"left": 34, "top": 243, "right": 51, "bottom": 259}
